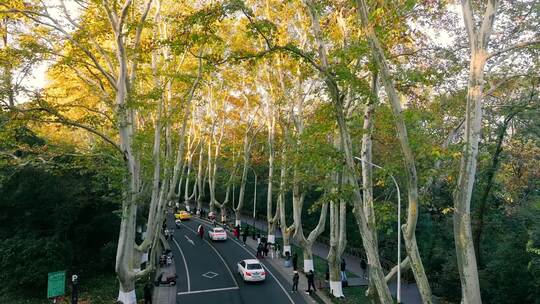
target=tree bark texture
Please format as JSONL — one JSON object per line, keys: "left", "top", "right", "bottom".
{"left": 454, "top": 1, "right": 498, "bottom": 303}
{"left": 302, "top": 1, "right": 393, "bottom": 302}
{"left": 355, "top": 0, "right": 433, "bottom": 302}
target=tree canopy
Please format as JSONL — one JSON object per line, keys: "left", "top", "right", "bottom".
{"left": 1, "top": 0, "right": 539, "bottom": 303}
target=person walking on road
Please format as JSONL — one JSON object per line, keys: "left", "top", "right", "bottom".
{"left": 292, "top": 253, "right": 298, "bottom": 271}
{"left": 292, "top": 271, "right": 299, "bottom": 293}
{"left": 197, "top": 224, "right": 204, "bottom": 239}
{"left": 341, "top": 258, "right": 348, "bottom": 286}
{"left": 242, "top": 228, "right": 248, "bottom": 246}
{"left": 306, "top": 270, "right": 316, "bottom": 294}
{"left": 233, "top": 225, "right": 240, "bottom": 239}
{"left": 360, "top": 258, "right": 368, "bottom": 280}
{"left": 263, "top": 241, "right": 269, "bottom": 257}
{"left": 256, "top": 242, "right": 264, "bottom": 259}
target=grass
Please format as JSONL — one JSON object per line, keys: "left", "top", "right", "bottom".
{"left": 0, "top": 272, "right": 148, "bottom": 304}
{"left": 289, "top": 244, "right": 358, "bottom": 279}
{"left": 323, "top": 286, "right": 371, "bottom": 304}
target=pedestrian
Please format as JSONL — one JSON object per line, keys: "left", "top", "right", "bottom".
{"left": 269, "top": 243, "right": 275, "bottom": 259}
{"left": 292, "top": 252, "right": 298, "bottom": 271}
{"left": 256, "top": 242, "right": 264, "bottom": 259}
{"left": 292, "top": 271, "right": 299, "bottom": 293}
{"left": 275, "top": 243, "right": 281, "bottom": 258}
{"left": 233, "top": 225, "right": 240, "bottom": 239}
{"left": 306, "top": 270, "right": 316, "bottom": 294}
{"left": 341, "top": 258, "right": 348, "bottom": 285}
{"left": 263, "top": 241, "right": 269, "bottom": 257}
{"left": 242, "top": 228, "right": 248, "bottom": 246}
{"left": 197, "top": 224, "right": 204, "bottom": 239}
{"left": 284, "top": 251, "right": 291, "bottom": 267}
{"left": 325, "top": 265, "right": 329, "bottom": 282}
{"left": 360, "top": 258, "right": 367, "bottom": 280}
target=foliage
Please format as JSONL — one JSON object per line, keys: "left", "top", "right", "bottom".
{"left": 0, "top": 122, "right": 123, "bottom": 298}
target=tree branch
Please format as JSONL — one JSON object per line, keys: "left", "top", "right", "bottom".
{"left": 487, "top": 38, "right": 540, "bottom": 60}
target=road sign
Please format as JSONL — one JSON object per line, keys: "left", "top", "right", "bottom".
{"left": 47, "top": 271, "right": 66, "bottom": 298}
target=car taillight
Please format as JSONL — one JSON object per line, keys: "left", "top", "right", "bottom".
{"left": 261, "top": 271, "right": 266, "bottom": 276}
{"left": 245, "top": 272, "right": 252, "bottom": 276}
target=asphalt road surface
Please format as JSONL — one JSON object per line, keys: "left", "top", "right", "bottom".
{"left": 167, "top": 215, "right": 308, "bottom": 304}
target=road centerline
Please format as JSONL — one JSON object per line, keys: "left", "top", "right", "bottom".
{"left": 192, "top": 218, "right": 296, "bottom": 304}
{"left": 180, "top": 221, "right": 240, "bottom": 288}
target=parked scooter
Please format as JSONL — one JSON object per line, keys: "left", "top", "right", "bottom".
{"left": 154, "top": 272, "right": 177, "bottom": 287}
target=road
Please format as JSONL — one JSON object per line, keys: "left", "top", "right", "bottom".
{"left": 167, "top": 215, "right": 307, "bottom": 304}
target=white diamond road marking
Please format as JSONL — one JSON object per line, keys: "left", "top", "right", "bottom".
{"left": 202, "top": 271, "right": 219, "bottom": 279}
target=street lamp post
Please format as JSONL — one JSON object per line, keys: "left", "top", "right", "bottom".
{"left": 354, "top": 156, "right": 401, "bottom": 303}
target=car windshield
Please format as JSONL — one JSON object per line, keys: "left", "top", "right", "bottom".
{"left": 214, "top": 228, "right": 224, "bottom": 233}
{"left": 246, "top": 263, "right": 262, "bottom": 270}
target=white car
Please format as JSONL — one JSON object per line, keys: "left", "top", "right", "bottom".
{"left": 208, "top": 227, "right": 227, "bottom": 241}
{"left": 237, "top": 259, "right": 266, "bottom": 282}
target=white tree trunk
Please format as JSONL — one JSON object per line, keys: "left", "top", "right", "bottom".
{"left": 196, "top": 144, "right": 205, "bottom": 210}
{"left": 327, "top": 134, "right": 347, "bottom": 298}
{"left": 266, "top": 102, "right": 278, "bottom": 237}
{"left": 454, "top": 1, "right": 499, "bottom": 303}
{"left": 138, "top": 34, "right": 165, "bottom": 252}
{"left": 167, "top": 52, "right": 203, "bottom": 204}
{"left": 106, "top": 2, "right": 151, "bottom": 301}
{"left": 302, "top": 1, "right": 393, "bottom": 302}
{"left": 278, "top": 127, "right": 294, "bottom": 255}
{"left": 234, "top": 125, "right": 254, "bottom": 225}
{"left": 354, "top": 1, "right": 434, "bottom": 302}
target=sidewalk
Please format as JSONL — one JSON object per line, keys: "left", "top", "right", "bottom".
{"left": 152, "top": 234, "right": 176, "bottom": 304}
{"left": 240, "top": 214, "right": 422, "bottom": 304}
{"left": 239, "top": 227, "right": 332, "bottom": 304}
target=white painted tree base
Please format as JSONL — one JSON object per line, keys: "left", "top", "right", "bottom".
{"left": 304, "top": 259, "right": 314, "bottom": 272}
{"left": 267, "top": 234, "right": 275, "bottom": 243}
{"left": 283, "top": 245, "right": 291, "bottom": 256}
{"left": 141, "top": 252, "right": 149, "bottom": 263}
{"left": 235, "top": 220, "right": 241, "bottom": 226}
{"left": 118, "top": 290, "right": 136, "bottom": 304}
{"left": 329, "top": 281, "right": 345, "bottom": 298}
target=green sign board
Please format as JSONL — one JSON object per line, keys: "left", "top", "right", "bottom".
{"left": 47, "top": 271, "right": 66, "bottom": 298}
